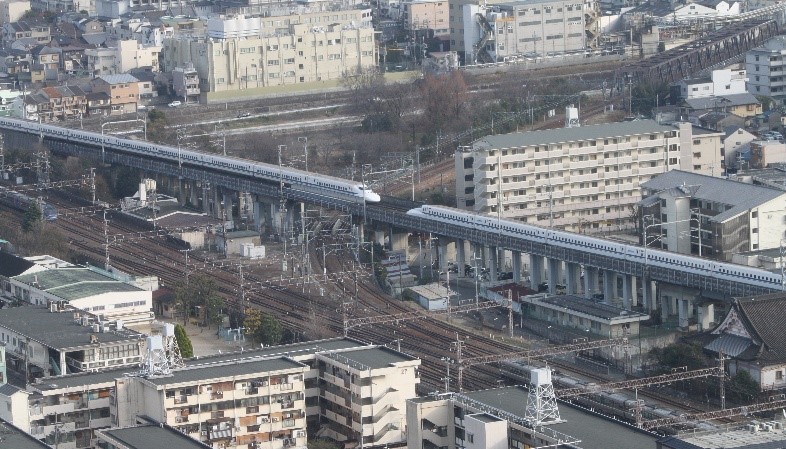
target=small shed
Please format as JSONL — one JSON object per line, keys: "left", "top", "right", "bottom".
{"left": 216, "top": 230, "right": 261, "bottom": 256}
{"left": 406, "top": 283, "right": 454, "bottom": 311}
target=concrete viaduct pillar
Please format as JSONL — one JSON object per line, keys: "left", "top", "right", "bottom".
{"left": 456, "top": 239, "right": 466, "bottom": 277}
{"left": 565, "top": 262, "right": 581, "bottom": 295}
{"left": 530, "top": 255, "right": 544, "bottom": 288}
{"left": 603, "top": 270, "right": 615, "bottom": 304}
{"left": 512, "top": 251, "right": 522, "bottom": 284}
{"left": 583, "top": 267, "right": 599, "bottom": 299}
{"left": 547, "top": 258, "right": 561, "bottom": 294}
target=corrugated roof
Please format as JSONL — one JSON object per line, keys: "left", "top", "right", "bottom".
{"left": 14, "top": 267, "right": 143, "bottom": 300}
{"left": 98, "top": 73, "right": 139, "bottom": 84}
{"left": 99, "top": 424, "right": 212, "bottom": 449}
{"left": 474, "top": 120, "right": 675, "bottom": 150}
{"left": 641, "top": 170, "right": 786, "bottom": 222}
{"left": 684, "top": 93, "right": 760, "bottom": 110}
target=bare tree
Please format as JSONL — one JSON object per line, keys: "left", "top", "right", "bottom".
{"left": 341, "top": 67, "right": 386, "bottom": 116}
{"left": 418, "top": 71, "right": 470, "bottom": 134}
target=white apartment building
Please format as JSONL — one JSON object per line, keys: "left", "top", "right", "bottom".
{"left": 450, "top": 0, "right": 592, "bottom": 65}
{"left": 163, "top": 20, "right": 375, "bottom": 96}
{"left": 640, "top": 170, "right": 786, "bottom": 260}
{"left": 85, "top": 40, "right": 162, "bottom": 76}
{"left": 455, "top": 120, "right": 689, "bottom": 233}
{"left": 747, "top": 35, "right": 786, "bottom": 105}
{"left": 675, "top": 68, "right": 747, "bottom": 100}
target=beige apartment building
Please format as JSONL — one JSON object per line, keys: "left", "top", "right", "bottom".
{"left": 449, "top": 0, "right": 593, "bottom": 65}
{"left": 0, "top": 338, "right": 419, "bottom": 449}
{"left": 681, "top": 126, "right": 724, "bottom": 175}
{"left": 403, "top": 0, "right": 450, "bottom": 36}
{"left": 114, "top": 357, "right": 310, "bottom": 449}
{"left": 317, "top": 347, "right": 420, "bottom": 447}
{"left": 456, "top": 120, "right": 693, "bottom": 233}
{"left": 163, "top": 10, "right": 376, "bottom": 98}
{"left": 0, "top": 0, "right": 29, "bottom": 25}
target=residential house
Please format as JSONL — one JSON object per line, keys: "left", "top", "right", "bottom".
{"left": 85, "top": 91, "right": 111, "bottom": 116}
{"left": 91, "top": 73, "right": 139, "bottom": 114}
{"left": 128, "top": 69, "right": 158, "bottom": 100}
{"left": 0, "top": 49, "right": 31, "bottom": 85}
{"left": 2, "top": 21, "right": 50, "bottom": 45}
{"left": 31, "top": 45, "right": 61, "bottom": 81}
{"left": 172, "top": 64, "right": 198, "bottom": 104}
{"left": 690, "top": 111, "right": 745, "bottom": 132}
{"left": 34, "top": 85, "right": 86, "bottom": 121}
{"left": 723, "top": 126, "right": 757, "bottom": 171}
{"left": 0, "top": 89, "right": 23, "bottom": 116}
{"left": 682, "top": 93, "right": 762, "bottom": 118}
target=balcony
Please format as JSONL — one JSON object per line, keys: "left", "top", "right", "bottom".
{"left": 42, "top": 402, "right": 75, "bottom": 416}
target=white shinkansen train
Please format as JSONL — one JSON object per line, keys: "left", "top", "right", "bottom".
{"left": 0, "top": 117, "right": 381, "bottom": 203}
{"left": 407, "top": 205, "right": 782, "bottom": 290}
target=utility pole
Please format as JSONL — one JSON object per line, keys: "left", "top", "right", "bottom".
{"left": 102, "top": 210, "right": 111, "bottom": 270}
{"left": 455, "top": 336, "right": 465, "bottom": 392}
{"left": 718, "top": 351, "right": 726, "bottom": 410}
{"left": 508, "top": 289, "right": 514, "bottom": 338}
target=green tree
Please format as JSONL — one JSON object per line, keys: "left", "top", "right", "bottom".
{"left": 174, "top": 324, "right": 194, "bottom": 358}
{"left": 726, "top": 370, "right": 760, "bottom": 403}
{"left": 113, "top": 167, "right": 140, "bottom": 199}
{"left": 631, "top": 81, "right": 669, "bottom": 116}
{"left": 173, "top": 274, "right": 223, "bottom": 326}
{"left": 22, "top": 202, "right": 42, "bottom": 233}
{"left": 244, "top": 309, "right": 283, "bottom": 346}
{"left": 648, "top": 342, "right": 707, "bottom": 373}
{"left": 173, "top": 281, "right": 195, "bottom": 324}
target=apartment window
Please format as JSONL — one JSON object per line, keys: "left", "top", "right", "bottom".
{"left": 268, "top": 60, "right": 279, "bottom": 66}
{"left": 778, "top": 370, "right": 783, "bottom": 380}
{"left": 753, "top": 228, "right": 758, "bottom": 234}
{"left": 467, "top": 433, "right": 475, "bottom": 443}
{"left": 692, "top": 139, "right": 701, "bottom": 145}
{"left": 752, "top": 211, "right": 758, "bottom": 218}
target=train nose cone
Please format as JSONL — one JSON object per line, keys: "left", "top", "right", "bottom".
{"left": 366, "top": 192, "right": 381, "bottom": 203}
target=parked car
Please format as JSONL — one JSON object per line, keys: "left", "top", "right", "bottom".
{"left": 168, "top": 101, "right": 182, "bottom": 108}
{"left": 237, "top": 111, "right": 251, "bottom": 118}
